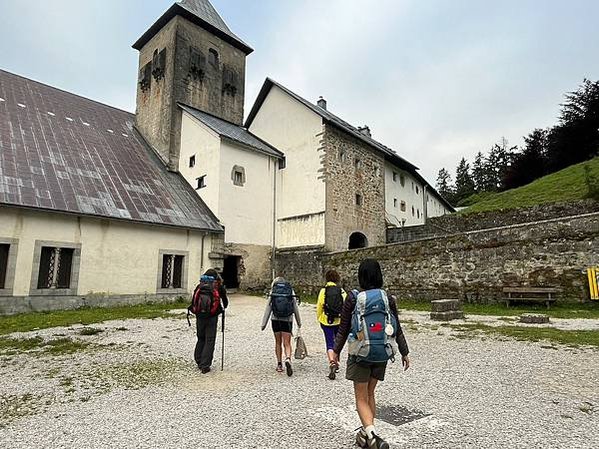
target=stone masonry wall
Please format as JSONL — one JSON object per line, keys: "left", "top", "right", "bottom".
{"left": 324, "top": 125, "right": 386, "bottom": 251}
{"left": 276, "top": 212, "right": 599, "bottom": 302}
{"left": 388, "top": 199, "right": 599, "bottom": 243}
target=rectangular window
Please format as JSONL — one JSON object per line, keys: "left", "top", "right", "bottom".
{"left": 356, "top": 194, "right": 363, "bottom": 206}
{"left": 400, "top": 174, "right": 405, "bottom": 187}
{"left": 189, "top": 155, "right": 196, "bottom": 168}
{"left": 37, "top": 247, "right": 74, "bottom": 289}
{"left": 393, "top": 198, "right": 398, "bottom": 208}
{"left": 196, "top": 175, "right": 206, "bottom": 190}
{"left": 400, "top": 201, "right": 406, "bottom": 212}
{"left": 234, "top": 171, "right": 244, "bottom": 185}
{"left": 354, "top": 158, "right": 362, "bottom": 170}
{"left": 393, "top": 172, "right": 398, "bottom": 182}
{"left": 161, "top": 254, "right": 185, "bottom": 289}
{"left": 0, "top": 244, "right": 9, "bottom": 290}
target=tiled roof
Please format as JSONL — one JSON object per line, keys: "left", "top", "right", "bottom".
{"left": 180, "top": 104, "right": 284, "bottom": 159}
{"left": 132, "top": 0, "right": 253, "bottom": 55}
{"left": 0, "top": 69, "right": 223, "bottom": 232}
{"left": 246, "top": 78, "right": 455, "bottom": 212}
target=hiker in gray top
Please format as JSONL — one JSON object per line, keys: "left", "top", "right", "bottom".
{"left": 261, "top": 276, "right": 302, "bottom": 375}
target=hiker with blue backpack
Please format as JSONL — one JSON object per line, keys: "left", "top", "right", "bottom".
{"left": 188, "top": 269, "right": 229, "bottom": 374}
{"left": 316, "top": 269, "right": 347, "bottom": 380}
{"left": 261, "top": 276, "right": 302, "bottom": 376}
{"left": 333, "top": 259, "right": 410, "bottom": 449}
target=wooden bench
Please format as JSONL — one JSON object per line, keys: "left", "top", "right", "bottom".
{"left": 503, "top": 287, "right": 560, "bottom": 309}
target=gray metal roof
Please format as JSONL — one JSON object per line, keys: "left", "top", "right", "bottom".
{"left": 180, "top": 104, "right": 284, "bottom": 159}
{"left": 0, "top": 69, "right": 223, "bottom": 232}
{"left": 245, "top": 78, "right": 455, "bottom": 212}
{"left": 132, "top": 0, "right": 253, "bottom": 54}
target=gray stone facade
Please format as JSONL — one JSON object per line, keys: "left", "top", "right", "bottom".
{"left": 135, "top": 15, "right": 246, "bottom": 170}
{"left": 276, "top": 212, "right": 599, "bottom": 302}
{"left": 323, "top": 125, "right": 386, "bottom": 251}
{"left": 224, "top": 243, "right": 273, "bottom": 291}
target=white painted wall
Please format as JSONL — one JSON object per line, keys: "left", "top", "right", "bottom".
{"left": 384, "top": 163, "right": 450, "bottom": 227}
{"left": 0, "top": 208, "right": 213, "bottom": 296}
{"left": 218, "top": 140, "right": 275, "bottom": 245}
{"left": 179, "top": 113, "right": 222, "bottom": 215}
{"left": 248, "top": 85, "right": 326, "bottom": 247}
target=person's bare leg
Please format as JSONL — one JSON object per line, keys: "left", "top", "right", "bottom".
{"left": 354, "top": 381, "right": 374, "bottom": 428}
{"left": 282, "top": 332, "right": 292, "bottom": 360}
{"left": 367, "top": 377, "right": 379, "bottom": 420}
{"left": 274, "top": 332, "right": 282, "bottom": 363}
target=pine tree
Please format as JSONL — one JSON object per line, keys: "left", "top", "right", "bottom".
{"left": 436, "top": 168, "right": 454, "bottom": 204}
{"left": 454, "top": 158, "right": 476, "bottom": 204}
{"left": 472, "top": 151, "right": 487, "bottom": 192}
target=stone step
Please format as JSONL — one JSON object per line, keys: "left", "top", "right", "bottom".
{"left": 430, "top": 310, "right": 465, "bottom": 321}
{"left": 431, "top": 299, "right": 461, "bottom": 312}
{"left": 520, "top": 313, "right": 550, "bottom": 324}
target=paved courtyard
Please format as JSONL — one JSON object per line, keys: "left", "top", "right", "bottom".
{"left": 1, "top": 294, "right": 598, "bottom": 448}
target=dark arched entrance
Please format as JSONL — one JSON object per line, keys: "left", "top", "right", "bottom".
{"left": 348, "top": 232, "right": 368, "bottom": 250}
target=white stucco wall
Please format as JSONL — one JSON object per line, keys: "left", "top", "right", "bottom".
{"left": 179, "top": 113, "right": 222, "bottom": 215}
{"left": 384, "top": 164, "right": 450, "bottom": 227}
{"left": 248, "top": 85, "right": 326, "bottom": 247}
{"left": 0, "top": 208, "right": 214, "bottom": 296}
{"left": 218, "top": 140, "right": 275, "bottom": 245}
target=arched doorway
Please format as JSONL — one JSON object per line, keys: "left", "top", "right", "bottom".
{"left": 348, "top": 232, "right": 368, "bottom": 250}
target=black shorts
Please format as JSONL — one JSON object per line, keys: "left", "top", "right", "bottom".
{"left": 271, "top": 320, "right": 293, "bottom": 334}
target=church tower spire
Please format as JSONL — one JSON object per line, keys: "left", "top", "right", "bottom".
{"left": 133, "top": 0, "right": 253, "bottom": 171}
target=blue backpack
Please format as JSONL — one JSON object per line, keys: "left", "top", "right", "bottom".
{"left": 347, "top": 289, "right": 398, "bottom": 363}
{"left": 270, "top": 281, "right": 295, "bottom": 318}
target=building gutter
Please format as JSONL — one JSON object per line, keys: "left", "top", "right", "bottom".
{"left": 271, "top": 157, "right": 278, "bottom": 280}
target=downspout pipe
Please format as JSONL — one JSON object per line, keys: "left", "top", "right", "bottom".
{"left": 271, "top": 157, "right": 278, "bottom": 280}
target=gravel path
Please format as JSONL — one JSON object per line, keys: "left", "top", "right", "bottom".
{"left": 1, "top": 294, "right": 597, "bottom": 448}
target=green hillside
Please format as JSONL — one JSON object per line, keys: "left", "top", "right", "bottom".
{"left": 462, "top": 157, "right": 599, "bottom": 214}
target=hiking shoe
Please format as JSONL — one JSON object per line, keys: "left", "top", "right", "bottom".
{"left": 276, "top": 363, "right": 284, "bottom": 373}
{"left": 200, "top": 367, "right": 211, "bottom": 374}
{"left": 285, "top": 359, "right": 293, "bottom": 377}
{"left": 328, "top": 362, "right": 336, "bottom": 380}
{"left": 355, "top": 428, "right": 368, "bottom": 448}
{"left": 367, "top": 433, "right": 389, "bottom": 449}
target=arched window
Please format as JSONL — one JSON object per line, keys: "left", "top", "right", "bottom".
{"left": 348, "top": 232, "right": 368, "bottom": 250}
{"left": 208, "top": 48, "right": 219, "bottom": 67}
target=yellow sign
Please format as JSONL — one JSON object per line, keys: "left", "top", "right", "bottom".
{"left": 589, "top": 267, "right": 599, "bottom": 300}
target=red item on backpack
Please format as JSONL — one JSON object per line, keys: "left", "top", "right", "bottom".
{"left": 190, "top": 276, "right": 221, "bottom": 317}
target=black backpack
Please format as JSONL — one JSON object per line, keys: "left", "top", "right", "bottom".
{"left": 324, "top": 285, "right": 344, "bottom": 324}
{"left": 270, "top": 281, "right": 295, "bottom": 318}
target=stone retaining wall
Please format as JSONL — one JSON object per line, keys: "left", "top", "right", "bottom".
{"left": 276, "top": 212, "right": 599, "bottom": 303}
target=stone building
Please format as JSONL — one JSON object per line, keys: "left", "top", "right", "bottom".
{"left": 0, "top": 0, "right": 454, "bottom": 307}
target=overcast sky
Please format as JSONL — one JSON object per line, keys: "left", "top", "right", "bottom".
{"left": 1, "top": 0, "right": 598, "bottom": 184}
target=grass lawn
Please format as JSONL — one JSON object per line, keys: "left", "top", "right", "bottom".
{"left": 0, "top": 299, "right": 188, "bottom": 336}
{"left": 397, "top": 299, "right": 599, "bottom": 320}
{"left": 461, "top": 156, "right": 599, "bottom": 214}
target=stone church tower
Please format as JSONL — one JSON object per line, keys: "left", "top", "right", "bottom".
{"left": 132, "top": 0, "right": 253, "bottom": 171}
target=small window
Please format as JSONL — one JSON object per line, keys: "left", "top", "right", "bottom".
{"left": 0, "top": 244, "right": 9, "bottom": 289}
{"left": 37, "top": 247, "right": 74, "bottom": 289}
{"left": 356, "top": 194, "right": 363, "bottom": 206}
{"left": 339, "top": 150, "right": 347, "bottom": 162}
{"left": 234, "top": 171, "right": 243, "bottom": 186}
{"left": 412, "top": 206, "right": 415, "bottom": 216}
{"left": 393, "top": 172, "right": 398, "bottom": 182}
{"left": 400, "top": 201, "right": 406, "bottom": 212}
{"left": 417, "top": 209, "right": 420, "bottom": 219}
{"left": 400, "top": 173, "right": 405, "bottom": 187}
{"left": 393, "top": 198, "right": 398, "bottom": 208}
{"left": 416, "top": 186, "right": 419, "bottom": 195}
{"left": 231, "top": 165, "right": 246, "bottom": 186}
{"left": 208, "top": 48, "right": 219, "bottom": 67}
{"left": 189, "top": 155, "right": 196, "bottom": 168}
{"left": 354, "top": 158, "right": 362, "bottom": 170}
{"left": 374, "top": 166, "right": 380, "bottom": 177}
{"left": 196, "top": 175, "right": 206, "bottom": 190}
{"left": 161, "top": 254, "right": 185, "bottom": 289}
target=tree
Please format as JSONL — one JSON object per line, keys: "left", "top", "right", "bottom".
{"left": 504, "top": 129, "right": 548, "bottom": 189}
{"left": 436, "top": 168, "right": 454, "bottom": 204}
{"left": 486, "top": 137, "right": 518, "bottom": 191}
{"left": 454, "top": 158, "right": 476, "bottom": 204}
{"left": 471, "top": 151, "right": 487, "bottom": 192}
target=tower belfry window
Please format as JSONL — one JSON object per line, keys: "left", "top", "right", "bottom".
{"left": 208, "top": 48, "right": 219, "bottom": 67}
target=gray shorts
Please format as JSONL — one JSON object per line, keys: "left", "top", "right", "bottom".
{"left": 345, "top": 356, "right": 388, "bottom": 383}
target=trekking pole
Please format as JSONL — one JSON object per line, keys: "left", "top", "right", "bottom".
{"left": 221, "top": 309, "right": 226, "bottom": 371}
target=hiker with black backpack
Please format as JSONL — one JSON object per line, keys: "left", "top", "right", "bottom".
{"left": 332, "top": 259, "right": 410, "bottom": 449}
{"left": 316, "top": 269, "right": 347, "bottom": 380}
{"left": 188, "top": 269, "right": 228, "bottom": 374}
{"left": 261, "top": 276, "right": 302, "bottom": 376}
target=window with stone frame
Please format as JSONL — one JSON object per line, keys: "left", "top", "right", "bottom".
{"left": 356, "top": 193, "right": 363, "bottom": 206}
{"left": 0, "top": 244, "right": 9, "bottom": 290}
{"left": 161, "top": 254, "right": 185, "bottom": 289}
{"left": 231, "top": 165, "right": 246, "bottom": 186}
{"left": 401, "top": 201, "right": 406, "bottom": 212}
{"left": 208, "top": 48, "right": 219, "bottom": 67}
{"left": 37, "top": 247, "right": 75, "bottom": 289}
